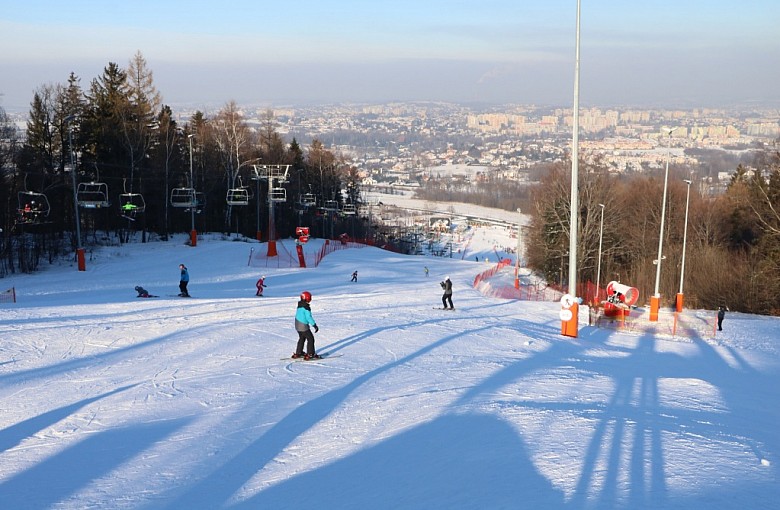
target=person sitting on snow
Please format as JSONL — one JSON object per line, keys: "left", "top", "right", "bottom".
{"left": 135, "top": 286, "right": 150, "bottom": 298}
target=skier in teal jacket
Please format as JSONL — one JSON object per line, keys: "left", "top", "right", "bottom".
{"left": 293, "top": 291, "right": 320, "bottom": 360}
{"left": 178, "top": 264, "right": 190, "bottom": 297}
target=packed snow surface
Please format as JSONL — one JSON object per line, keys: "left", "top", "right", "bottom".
{"left": 0, "top": 230, "right": 778, "bottom": 509}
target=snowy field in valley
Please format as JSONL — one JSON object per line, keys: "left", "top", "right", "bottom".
{"left": 1, "top": 226, "right": 778, "bottom": 509}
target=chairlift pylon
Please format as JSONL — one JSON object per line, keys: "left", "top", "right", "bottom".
{"left": 194, "top": 192, "right": 206, "bottom": 212}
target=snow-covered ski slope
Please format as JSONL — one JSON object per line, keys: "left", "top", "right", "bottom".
{"left": 1, "top": 232, "right": 778, "bottom": 509}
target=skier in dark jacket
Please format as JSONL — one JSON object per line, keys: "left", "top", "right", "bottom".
{"left": 717, "top": 306, "right": 726, "bottom": 331}
{"left": 293, "top": 291, "right": 320, "bottom": 360}
{"left": 178, "top": 264, "right": 190, "bottom": 297}
{"left": 440, "top": 276, "right": 454, "bottom": 310}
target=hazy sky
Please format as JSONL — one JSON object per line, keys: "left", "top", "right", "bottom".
{"left": 2, "top": 0, "right": 779, "bottom": 111}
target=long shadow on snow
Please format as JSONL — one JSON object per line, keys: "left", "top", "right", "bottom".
{"left": 0, "top": 323, "right": 220, "bottom": 387}
{"left": 163, "top": 318, "right": 503, "bottom": 509}
{"left": 452, "top": 315, "right": 779, "bottom": 509}
{"left": 0, "top": 384, "right": 139, "bottom": 454}
{"left": 319, "top": 298, "right": 523, "bottom": 356}
{"left": 455, "top": 327, "right": 668, "bottom": 509}
{"left": 223, "top": 304, "right": 569, "bottom": 509}
{"left": 0, "top": 417, "right": 192, "bottom": 510}
{"left": 236, "top": 413, "right": 565, "bottom": 510}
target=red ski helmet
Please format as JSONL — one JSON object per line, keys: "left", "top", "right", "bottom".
{"left": 300, "top": 291, "right": 312, "bottom": 302}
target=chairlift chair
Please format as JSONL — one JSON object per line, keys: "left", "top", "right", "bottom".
{"left": 301, "top": 193, "right": 317, "bottom": 207}
{"left": 342, "top": 203, "right": 357, "bottom": 215}
{"left": 119, "top": 193, "right": 146, "bottom": 216}
{"left": 226, "top": 188, "right": 250, "bottom": 206}
{"left": 17, "top": 191, "right": 51, "bottom": 223}
{"left": 269, "top": 187, "right": 287, "bottom": 202}
{"left": 323, "top": 199, "right": 338, "bottom": 211}
{"left": 171, "top": 188, "right": 197, "bottom": 208}
{"left": 77, "top": 182, "right": 110, "bottom": 209}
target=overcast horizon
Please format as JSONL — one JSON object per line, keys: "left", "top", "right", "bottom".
{"left": 2, "top": 1, "right": 779, "bottom": 112}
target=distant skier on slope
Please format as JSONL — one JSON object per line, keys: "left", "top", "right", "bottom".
{"left": 178, "top": 264, "right": 190, "bottom": 297}
{"left": 440, "top": 276, "right": 454, "bottom": 310}
{"left": 134, "top": 286, "right": 157, "bottom": 298}
{"left": 292, "top": 291, "right": 321, "bottom": 360}
{"left": 256, "top": 276, "right": 267, "bottom": 296}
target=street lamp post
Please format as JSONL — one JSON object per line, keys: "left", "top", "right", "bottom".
{"left": 255, "top": 172, "right": 262, "bottom": 241}
{"left": 514, "top": 208, "right": 522, "bottom": 290}
{"left": 650, "top": 127, "right": 676, "bottom": 321}
{"left": 595, "top": 203, "right": 605, "bottom": 305}
{"left": 188, "top": 134, "right": 197, "bottom": 247}
{"left": 561, "top": 0, "right": 582, "bottom": 338}
{"left": 64, "top": 115, "right": 85, "bottom": 271}
{"left": 676, "top": 179, "right": 692, "bottom": 312}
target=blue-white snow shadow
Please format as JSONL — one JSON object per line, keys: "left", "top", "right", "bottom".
{"left": 236, "top": 412, "right": 564, "bottom": 510}
{"left": 0, "top": 417, "right": 192, "bottom": 509}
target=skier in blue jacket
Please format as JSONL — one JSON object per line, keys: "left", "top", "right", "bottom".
{"left": 178, "top": 264, "right": 190, "bottom": 297}
{"left": 293, "top": 291, "right": 320, "bottom": 360}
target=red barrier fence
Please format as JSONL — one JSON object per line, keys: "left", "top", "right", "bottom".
{"left": 473, "top": 261, "right": 564, "bottom": 302}
{"left": 313, "top": 237, "right": 399, "bottom": 266}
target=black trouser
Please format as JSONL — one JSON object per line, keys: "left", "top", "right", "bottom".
{"left": 179, "top": 281, "right": 189, "bottom": 296}
{"left": 296, "top": 329, "right": 316, "bottom": 355}
{"left": 442, "top": 294, "right": 453, "bottom": 309}
{"left": 718, "top": 317, "right": 723, "bottom": 330}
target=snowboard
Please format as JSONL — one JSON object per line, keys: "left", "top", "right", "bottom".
{"left": 282, "top": 353, "right": 343, "bottom": 362}
{"left": 433, "top": 307, "right": 456, "bottom": 311}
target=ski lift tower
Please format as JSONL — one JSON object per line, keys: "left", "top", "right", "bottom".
{"left": 252, "top": 164, "right": 290, "bottom": 256}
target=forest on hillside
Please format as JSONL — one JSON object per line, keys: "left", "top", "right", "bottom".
{"left": 418, "top": 150, "right": 780, "bottom": 315}
{"left": 0, "top": 53, "right": 370, "bottom": 276}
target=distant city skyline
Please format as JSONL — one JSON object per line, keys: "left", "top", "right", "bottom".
{"left": 2, "top": 0, "right": 779, "bottom": 112}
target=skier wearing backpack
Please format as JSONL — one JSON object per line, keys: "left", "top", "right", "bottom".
{"left": 293, "top": 291, "right": 321, "bottom": 360}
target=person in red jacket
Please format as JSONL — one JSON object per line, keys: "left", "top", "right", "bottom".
{"left": 256, "top": 276, "right": 267, "bottom": 296}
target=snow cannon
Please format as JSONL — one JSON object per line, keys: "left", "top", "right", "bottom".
{"left": 605, "top": 281, "right": 639, "bottom": 306}
{"left": 603, "top": 281, "right": 639, "bottom": 319}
